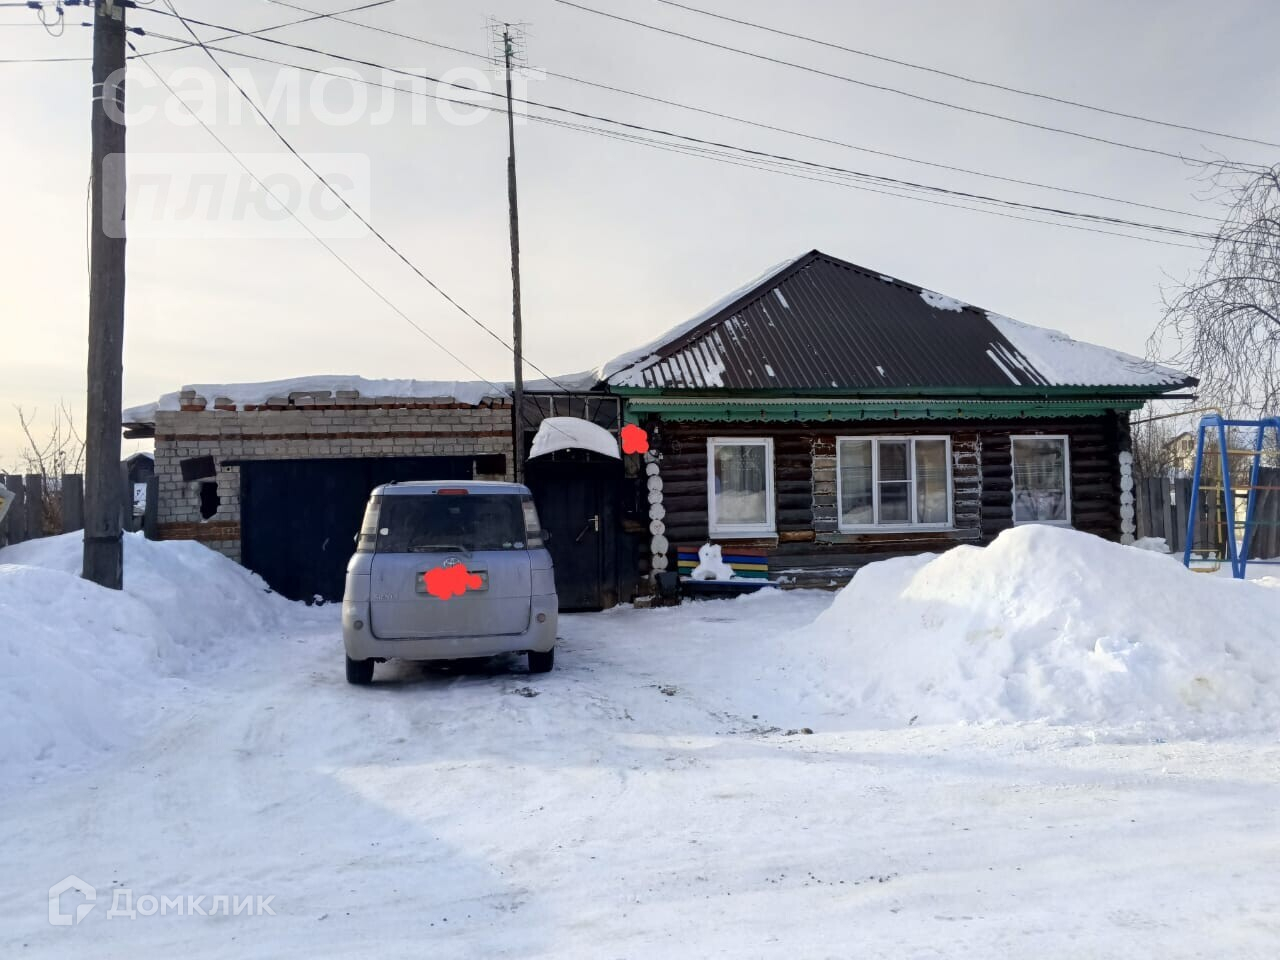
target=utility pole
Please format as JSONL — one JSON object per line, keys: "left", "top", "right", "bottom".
{"left": 502, "top": 23, "right": 525, "bottom": 483}
{"left": 84, "top": 0, "right": 127, "bottom": 589}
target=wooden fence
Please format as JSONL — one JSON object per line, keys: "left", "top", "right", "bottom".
{"left": 0, "top": 468, "right": 151, "bottom": 548}
{"left": 1135, "top": 468, "right": 1280, "bottom": 559}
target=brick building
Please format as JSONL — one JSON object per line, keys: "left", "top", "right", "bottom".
{"left": 124, "top": 378, "right": 515, "bottom": 600}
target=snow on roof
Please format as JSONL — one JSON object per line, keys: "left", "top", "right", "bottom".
{"left": 986, "top": 313, "right": 1190, "bottom": 388}
{"left": 599, "top": 255, "right": 804, "bottom": 387}
{"left": 122, "top": 375, "right": 509, "bottom": 424}
{"left": 919, "top": 289, "right": 968, "bottom": 312}
{"left": 528, "top": 417, "right": 620, "bottom": 461}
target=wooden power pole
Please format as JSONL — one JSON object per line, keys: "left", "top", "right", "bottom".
{"left": 83, "top": 0, "right": 128, "bottom": 589}
{"left": 502, "top": 24, "right": 526, "bottom": 483}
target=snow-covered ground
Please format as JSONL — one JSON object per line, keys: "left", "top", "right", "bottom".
{"left": 2, "top": 531, "right": 1278, "bottom": 957}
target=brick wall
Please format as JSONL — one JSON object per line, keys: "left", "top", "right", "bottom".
{"left": 151, "top": 396, "right": 513, "bottom": 561}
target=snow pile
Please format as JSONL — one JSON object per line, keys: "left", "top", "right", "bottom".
{"left": 0, "top": 533, "right": 300, "bottom": 781}
{"left": 123, "top": 375, "right": 508, "bottom": 423}
{"left": 798, "top": 525, "right": 1280, "bottom": 734}
{"left": 528, "top": 416, "right": 620, "bottom": 460}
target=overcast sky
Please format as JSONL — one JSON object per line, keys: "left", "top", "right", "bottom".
{"left": 2, "top": 0, "right": 1278, "bottom": 463}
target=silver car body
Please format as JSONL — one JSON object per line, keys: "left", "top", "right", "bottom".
{"left": 342, "top": 480, "right": 557, "bottom": 662}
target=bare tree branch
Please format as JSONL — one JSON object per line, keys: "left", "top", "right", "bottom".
{"left": 1151, "top": 162, "right": 1280, "bottom": 415}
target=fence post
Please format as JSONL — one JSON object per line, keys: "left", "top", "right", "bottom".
{"left": 1169, "top": 478, "right": 1183, "bottom": 551}
{"left": 62, "top": 474, "right": 85, "bottom": 533}
{"left": 0, "top": 475, "right": 13, "bottom": 546}
{"left": 24, "top": 474, "right": 44, "bottom": 540}
{"left": 143, "top": 475, "right": 158, "bottom": 540}
{"left": 4, "top": 476, "right": 25, "bottom": 543}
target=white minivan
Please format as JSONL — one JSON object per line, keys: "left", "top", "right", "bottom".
{"left": 341, "top": 481, "right": 558, "bottom": 684}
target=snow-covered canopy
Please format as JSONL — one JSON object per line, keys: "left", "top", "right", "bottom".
{"left": 528, "top": 417, "right": 620, "bottom": 460}
{"left": 123, "top": 375, "right": 509, "bottom": 424}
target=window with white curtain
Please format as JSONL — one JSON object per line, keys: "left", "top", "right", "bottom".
{"left": 1011, "top": 436, "right": 1071, "bottom": 524}
{"left": 707, "top": 438, "right": 775, "bottom": 536}
{"left": 836, "top": 436, "right": 952, "bottom": 530}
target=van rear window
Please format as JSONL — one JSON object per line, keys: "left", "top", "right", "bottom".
{"left": 375, "top": 495, "right": 527, "bottom": 553}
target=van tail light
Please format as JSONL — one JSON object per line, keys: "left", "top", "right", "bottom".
{"left": 436, "top": 488, "right": 469, "bottom": 496}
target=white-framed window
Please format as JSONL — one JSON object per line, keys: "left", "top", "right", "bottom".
{"left": 836, "top": 436, "right": 953, "bottom": 531}
{"left": 1011, "top": 435, "right": 1072, "bottom": 525}
{"left": 707, "top": 437, "right": 775, "bottom": 537}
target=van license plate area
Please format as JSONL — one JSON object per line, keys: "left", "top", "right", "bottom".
{"left": 415, "top": 569, "right": 488, "bottom": 594}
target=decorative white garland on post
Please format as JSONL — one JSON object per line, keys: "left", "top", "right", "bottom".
{"left": 645, "top": 452, "right": 668, "bottom": 576}
{"left": 1118, "top": 450, "right": 1136, "bottom": 545}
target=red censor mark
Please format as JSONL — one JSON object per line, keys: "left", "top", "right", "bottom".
{"left": 424, "top": 563, "right": 482, "bottom": 600}
{"left": 620, "top": 423, "right": 650, "bottom": 455}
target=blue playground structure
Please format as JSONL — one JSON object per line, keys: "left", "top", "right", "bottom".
{"left": 1183, "top": 414, "right": 1280, "bottom": 578}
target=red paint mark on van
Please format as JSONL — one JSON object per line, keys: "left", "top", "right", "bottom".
{"left": 424, "top": 563, "right": 482, "bottom": 600}
{"left": 621, "top": 423, "right": 649, "bottom": 455}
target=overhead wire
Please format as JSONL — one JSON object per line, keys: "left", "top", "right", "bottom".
{"left": 256, "top": 0, "right": 1223, "bottom": 226}
{"left": 142, "top": 32, "right": 1237, "bottom": 253}
{"left": 651, "top": 0, "right": 1280, "bottom": 151}
{"left": 133, "top": 12, "right": 1242, "bottom": 246}
{"left": 124, "top": 35, "right": 514, "bottom": 402}
{"left": 153, "top": 0, "right": 577, "bottom": 393}
{"left": 549, "top": 0, "right": 1266, "bottom": 169}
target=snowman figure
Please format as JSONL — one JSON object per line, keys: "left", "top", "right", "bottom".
{"left": 691, "top": 542, "right": 736, "bottom": 581}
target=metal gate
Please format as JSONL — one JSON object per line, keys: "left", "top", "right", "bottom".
{"left": 240, "top": 456, "right": 472, "bottom": 602}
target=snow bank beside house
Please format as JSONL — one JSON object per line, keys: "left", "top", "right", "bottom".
{"left": 794, "top": 525, "right": 1280, "bottom": 734}
{"left": 122, "top": 375, "right": 509, "bottom": 423}
{"left": 0, "top": 533, "right": 301, "bottom": 781}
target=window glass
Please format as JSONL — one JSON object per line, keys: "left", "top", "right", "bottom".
{"left": 836, "top": 437, "right": 952, "bottom": 529}
{"left": 838, "top": 439, "right": 873, "bottom": 526}
{"left": 876, "top": 440, "right": 911, "bottom": 524}
{"left": 375, "top": 495, "right": 527, "bottom": 553}
{"left": 1013, "top": 438, "right": 1069, "bottom": 523}
{"left": 712, "top": 442, "right": 770, "bottom": 528}
{"left": 915, "top": 440, "right": 949, "bottom": 524}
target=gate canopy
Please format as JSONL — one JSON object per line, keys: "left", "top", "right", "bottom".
{"left": 528, "top": 416, "right": 620, "bottom": 461}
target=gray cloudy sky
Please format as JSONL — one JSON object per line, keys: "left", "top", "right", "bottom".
{"left": 2, "top": 0, "right": 1278, "bottom": 461}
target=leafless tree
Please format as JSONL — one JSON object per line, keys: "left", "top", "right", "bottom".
{"left": 1152, "top": 163, "right": 1280, "bottom": 416}
{"left": 1130, "top": 413, "right": 1179, "bottom": 480}
{"left": 14, "top": 402, "right": 85, "bottom": 534}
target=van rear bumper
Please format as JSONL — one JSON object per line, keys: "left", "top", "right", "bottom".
{"left": 342, "top": 596, "right": 558, "bottom": 661}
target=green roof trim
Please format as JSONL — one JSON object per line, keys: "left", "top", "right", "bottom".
{"left": 623, "top": 396, "right": 1147, "bottom": 423}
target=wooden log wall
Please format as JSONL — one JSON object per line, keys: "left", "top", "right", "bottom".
{"left": 641, "top": 413, "right": 1126, "bottom": 586}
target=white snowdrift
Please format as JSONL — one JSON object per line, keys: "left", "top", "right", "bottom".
{"left": 0, "top": 533, "right": 301, "bottom": 781}
{"left": 798, "top": 525, "right": 1280, "bottom": 734}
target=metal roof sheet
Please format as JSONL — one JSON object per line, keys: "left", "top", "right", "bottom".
{"left": 606, "top": 251, "right": 1194, "bottom": 393}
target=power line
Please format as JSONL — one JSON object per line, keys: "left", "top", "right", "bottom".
{"left": 259, "top": 0, "right": 1220, "bottom": 226}
{"left": 147, "top": 32, "right": 1234, "bottom": 255}
{"left": 652, "top": 0, "right": 1280, "bottom": 151}
{"left": 530, "top": 114, "right": 1216, "bottom": 251}
{"left": 124, "top": 37, "right": 513, "bottom": 401}
{"left": 549, "top": 0, "right": 1264, "bottom": 169}
{"left": 152, "top": 0, "right": 574, "bottom": 392}
{"left": 0, "top": 0, "right": 398, "bottom": 62}
{"left": 137, "top": 18, "right": 1244, "bottom": 248}
{"left": 134, "top": 13, "right": 1229, "bottom": 244}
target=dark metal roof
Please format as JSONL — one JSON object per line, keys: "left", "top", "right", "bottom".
{"left": 605, "top": 251, "right": 1194, "bottom": 393}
